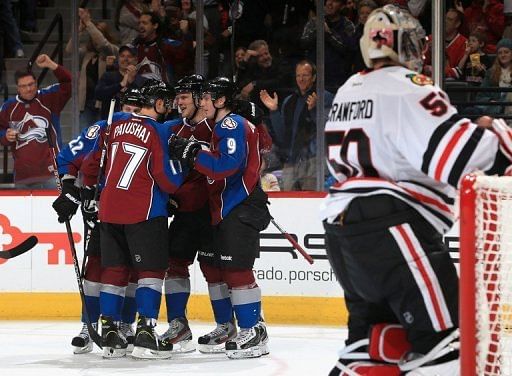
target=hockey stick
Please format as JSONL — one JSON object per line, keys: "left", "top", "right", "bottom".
{"left": 270, "top": 217, "right": 314, "bottom": 265}
{"left": 81, "top": 98, "right": 116, "bottom": 279}
{"left": 0, "top": 235, "right": 38, "bottom": 259}
{"left": 45, "top": 127, "right": 102, "bottom": 349}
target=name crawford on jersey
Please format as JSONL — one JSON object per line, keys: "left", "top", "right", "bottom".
{"left": 328, "top": 99, "right": 374, "bottom": 122}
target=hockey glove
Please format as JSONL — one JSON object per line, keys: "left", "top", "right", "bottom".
{"left": 167, "top": 196, "right": 179, "bottom": 217}
{"left": 80, "top": 185, "right": 99, "bottom": 228}
{"left": 169, "top": 135, "right": 201, "bottom": 168}
{"left": 52, "top": 178, "right": 81, "bottom": 223}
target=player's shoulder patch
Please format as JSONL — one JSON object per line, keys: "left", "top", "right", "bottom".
{"left": 221, "top": 117, "right": 238, "bottom": 130}
{"left": 85, "top": 124, "right": 101, "bottom": 140}
{"left": 405, "top": 73, "right": 433, "bottom": 86}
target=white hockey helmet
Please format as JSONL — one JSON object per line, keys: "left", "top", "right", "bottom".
{"left": 360, "top": 5, "right": 426, "bottom": 72}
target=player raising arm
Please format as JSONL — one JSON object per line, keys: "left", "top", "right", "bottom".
{"left": 322, "top": 5, "right": 512, "bottom": 376}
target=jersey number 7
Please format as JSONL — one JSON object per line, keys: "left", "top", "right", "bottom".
{"left": 326, "top": 128, "right": 379, "bottom": 179}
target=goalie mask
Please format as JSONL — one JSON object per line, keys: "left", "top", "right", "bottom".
{"left": 360, "top": 5, "right": 426, "bottom": 72}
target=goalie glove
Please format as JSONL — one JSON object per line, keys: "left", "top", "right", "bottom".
{"left": 52, "top": 177, "right": 80, "bottom": 223}
{"left": 168, "top": 134, "right": 201, "bottom": 168}
{"left": 80, "top": 185, "right": 99, "bottom": 228}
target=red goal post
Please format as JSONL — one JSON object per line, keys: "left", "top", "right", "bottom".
{"left": 460, "top": 174, "right": 512, "bottom": 376}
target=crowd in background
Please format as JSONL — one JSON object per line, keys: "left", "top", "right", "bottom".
{"left": 0, "top": 0, "right": 511, "bottom": 191}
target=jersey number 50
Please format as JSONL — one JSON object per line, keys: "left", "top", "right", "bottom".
{"left": 326, "top": 128, "right": 379, "bottom": 178}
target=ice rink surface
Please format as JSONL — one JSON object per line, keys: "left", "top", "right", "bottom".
{"left": 0, "top": 321, "right": 347, "bottom": 376}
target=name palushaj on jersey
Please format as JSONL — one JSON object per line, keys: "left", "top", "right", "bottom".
{"left": 113, "top": 121, "right": 151, "bottom": 143}
{"left": 328, "top": 99, "right": 374, "bottom": 122}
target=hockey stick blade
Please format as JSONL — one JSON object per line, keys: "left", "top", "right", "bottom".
{"left": 0, "top": 236, "right": 38, "bottom": 259}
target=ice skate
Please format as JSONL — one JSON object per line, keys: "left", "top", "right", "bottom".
{"left": 101, "top": 316, "right": 128, "bottom": 358}
{"left": 161, "top": 317, "right": 196, "bottom": 353}
{"left": 131, "top": 316, "right": 173, "bottom": 359}
{"left": 255, "top": 321, "right": 269, "bottom": 355}
{"left": 225, "top": 326, "right": 264, "bottom": 359}
{"left": 197, "top": 319, "right": 237, "bottom": 353}
{"left": 120, "top": 322, "right": 135, "bottom": 352}
{"left": 71, "top": 322, "right": 97, "bottom": 354}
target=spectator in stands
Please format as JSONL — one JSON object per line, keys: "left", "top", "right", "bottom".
{"left": 95, "top": 45, "right": 146, "bottom": 119}
{"left": 300, "top": 0, "right": 357, "bottom": 90}
{"left": 237, "top": 39, "right": 291, "bottom": 113}
{"left": 66, "top": 8, "right": 119, "bottom": 129}
{"left": 424, "top": 8, "right": 467, "bottom": 79}
{"left": 455, "top": 31, "right": 493, "bottom": 85}
{"left": 19, "top": 0, "right": 37, "bottom": 33}
{"left": 352, "top": 0, "right": 378, "bottom": 73}
{"left": 1, "top": 0, "right": 25, "bottom": 58}
{"left": 131, "top": 11, "right": 194, "bottom": 83}
{"left": 460, "top": 0, "right": 505, "bottom": 50}
{"left": 260, "top": 154, "right": 280, "bottom": 192}
{"left": 115, "top": 0, "right": 152, "bottom": 45}
{"left": 475, "top": 38, "right": 512, "bottom": 115}
{"left": 0, "top": 54, "right": 71, "bottom": 188}
{"left": 259, "top": 60, "right": 334, "bottom": 191}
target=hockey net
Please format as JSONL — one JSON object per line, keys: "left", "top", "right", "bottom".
{"left": 460, "top": 175, "right": 512, "bottom": 376}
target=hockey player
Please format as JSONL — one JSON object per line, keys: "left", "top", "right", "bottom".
{"left": 51, "top": 88, "right": 142, "bottom": 354}
{"left": 160, "top": 74, "right": 216, "bottom": 353}
{"left": 322, "top": 5, "right": 512, "bottom": 375}
{"left": 81, "top": 80, "right": 183, "bottom": 359}
{"left": 169, "top": 77, "right": 271, "bottom": 359}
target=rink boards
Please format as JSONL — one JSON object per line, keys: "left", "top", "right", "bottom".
{"left": 0, "top": 191, "right": 461, "bottom": 325}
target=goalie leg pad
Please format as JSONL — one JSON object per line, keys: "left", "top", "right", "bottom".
{"left": 368, "top": 323, "right": 411, "bottom": 364}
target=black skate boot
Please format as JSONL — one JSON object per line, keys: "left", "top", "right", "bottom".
{"left": 162, "top": 317, "right": 196, "bottom": 353}
{"left": 197, "top": 318, "right": 237, "bottom": 353}
{"left": 225, "top": 325, "right": 264, "bottom": 359}
{"left": 131, "top": 315, "right": 173, "bottom": 359}
{"left": 101, "top": 315, "right": 128, "bottom": 358}
{"left": 71, "top": 322, "right": 97, "bottom": 354}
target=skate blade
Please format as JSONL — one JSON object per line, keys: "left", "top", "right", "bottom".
{"left": 131, "top": 346, "right": 173, "bottom": 359}
{"left": 102, "top": 347, "right": 127, "bottom": 358}
{"left": 226, "top": 346, "right": 263, "bottom": 359}
{"left": 197, "top": 343, "right": 227, "bottom": 354}
{"left": 73, "top": 342, "right": 93, "bottom": 354}
{"left": 171, "top": 340, "right": 196, "bottom": 354}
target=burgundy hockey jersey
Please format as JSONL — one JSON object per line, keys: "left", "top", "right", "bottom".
{"left": 0, "top": 66, "right": 71, "bottom": 184}
{"left": 165, "top": 117, "right": 214, "bottom": 212}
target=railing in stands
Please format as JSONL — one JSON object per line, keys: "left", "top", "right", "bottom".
{"left": 444, "top": 84, "right": 512, "bottom": 120}
{"left": 26, "top": 13, "right": 63, "bottom": 85}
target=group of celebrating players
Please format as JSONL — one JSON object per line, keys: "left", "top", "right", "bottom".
{"left": 51, "top": 74, "right": 271, "bottom": 360}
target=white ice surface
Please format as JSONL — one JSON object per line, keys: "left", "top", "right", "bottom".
{"left": 0, "top": 321, "right": 347, "bottom": 376}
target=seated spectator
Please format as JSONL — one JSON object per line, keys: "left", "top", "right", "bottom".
{"left": 95, "top": 45, "right": 146, "bottom": 119}
{"left": 300, "top": 0, "right": 357, "bottom": 90}
{"left": 0, "top": 55, "right": 71, "bottom": 188}
{"left": 65, "top": 8, "right": 119, "bottom": 129}
{"left": 475, "top": 38, "right": 512, "bottom": 116}
{"left": 455, "top": 31, "right": 493, "bottom": 85}
{"left": 237, "top": 39, "right": 291, "bottom": 113}
{"left": 259, "top": 60, "right": 333, "bottom": 191}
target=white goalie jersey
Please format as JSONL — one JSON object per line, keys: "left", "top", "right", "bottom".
{"left": 321, "top": 65, "right": 511, "bottom": 233}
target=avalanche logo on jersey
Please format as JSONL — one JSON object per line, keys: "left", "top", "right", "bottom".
{"left": 14, "top": 112, "right": 50, "bottom": 149}
{"left": 221, "top": 117, "right": 237, "bottom": 130}
{"left": 85, "top": 124, "right": 101, "bottom": 140}
{"left": 406, "top": 73, "right": 433, "bottom": 86}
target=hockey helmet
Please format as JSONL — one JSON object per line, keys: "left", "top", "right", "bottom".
{"left": 140, "top": 79, "right": 175, "bottom": 109}
{"left": 174, "top": 74, "right": 205, "bottom": 97}
{"left": 360, "top": 5, "right": 426, "bottom": 72}
{"left": 200, "top": 77, "right": 235, "bottom": 106}
{"left": 120, "top": 87, "right": 142, "bottom": 107}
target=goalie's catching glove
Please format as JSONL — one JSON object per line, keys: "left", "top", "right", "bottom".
{"left": 169, "top": 134, "right": 201, "bottom": 168}
{"left": 80, "top": 185, "right": 99, "bottom": 228}
{"left": 52, "top": 177, "right": 80, "bottom": 223}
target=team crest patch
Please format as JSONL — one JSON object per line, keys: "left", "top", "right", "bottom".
{"left": 406, "top": 73, "right": 433, "bottom": 86}
{"left": 85, "top": 124, "right": 101, "bottom": 139}
{"left": 221, "top": 117, "right": 237, "bottom": 130}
